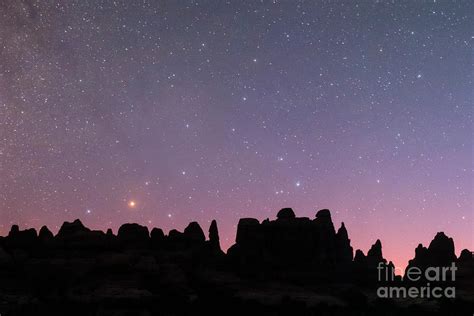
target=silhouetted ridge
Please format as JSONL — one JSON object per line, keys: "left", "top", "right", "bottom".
{"left": 8, "top": 225, "right": 19, "bottom": 237}
{"left": 367, "top": 239, "right": 384, "bottom": 263}
{"left": 150, "top": 227, "right": 165, "bottom": 248}
{"left": 407, "top": 232, "right": 456, "bottom": 269}
{"left": 335, "top": 222, "right": 353, "bottom": 262}
{"left": 314, "top": 208, "right": 334, "bottom": 233}
{"left": 276, "top": 207, "right": 295, "bottom": 219}
{"left": 459, "top": 249, "right": 473, "bottom": 262}
{"left": 57, "top": 219, "right": 90, "bottom": 238}
{"left": 39, "top": 225, "right": 54, "bottom": 240}
{"left": 0, "top": 209, "right": 471, "bottom": 315}
{"left": 406, "top": 231, "right": 460, "bottom": 280}
{"left": 428, "top": 232, "right": 456, "bottom": 264}
{"left": 183, "top": 222, "right": 205, "bottom": 243}
{"left": 228, "top": 209, "right": 369, "bottom": 281}
{"left": 208, "top": 219, "right": 221, "bottom": 253}
{"left": 118, "top": 223, "right": 149, "bottom": 247}
{"left": 354, "top": 249, "right": 366, "bottom": 265}
{"left": 234, "top": 218, "right": 259, "bottom": 245}
{"left": 5, "top": 225, "right": 37, "bottom": 249}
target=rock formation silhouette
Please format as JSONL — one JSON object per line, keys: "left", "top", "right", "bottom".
{"left": 404, "top": 231, "right": 461, "bottom": 285}
{"left": 0, "top": 208, "right": 471, "bottom": 315}
{"left": 335, "top": 222, "right": 353, "bottom": 262}
{"left": 208, "top": 219, "right": 222, "bottom": 255}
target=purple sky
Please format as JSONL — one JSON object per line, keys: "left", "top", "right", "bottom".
{"left": 1, "top": 0, "right": 472, "bottom": 269}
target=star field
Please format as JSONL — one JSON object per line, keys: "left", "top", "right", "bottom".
{"left": 0, "top": 0, "right": 472, "bottom": 269}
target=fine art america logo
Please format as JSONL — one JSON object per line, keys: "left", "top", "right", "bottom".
{"left": 377, "top": 263, "right": 457, "bottom": 298}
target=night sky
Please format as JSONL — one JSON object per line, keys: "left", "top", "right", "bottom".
{"left": 1, "top": 0, "right": 472, "bottom": 269}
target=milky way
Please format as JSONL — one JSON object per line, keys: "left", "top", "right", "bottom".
{"left": 0, "top": 0, "right": 472, "bottom": 268}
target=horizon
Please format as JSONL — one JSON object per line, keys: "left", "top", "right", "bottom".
{"left": 1, "top": 207, "right": 471, "bottom": 271}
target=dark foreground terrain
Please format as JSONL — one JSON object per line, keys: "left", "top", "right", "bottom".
{"left": 0, "top": 208, "right": 472, "bottom": 315}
